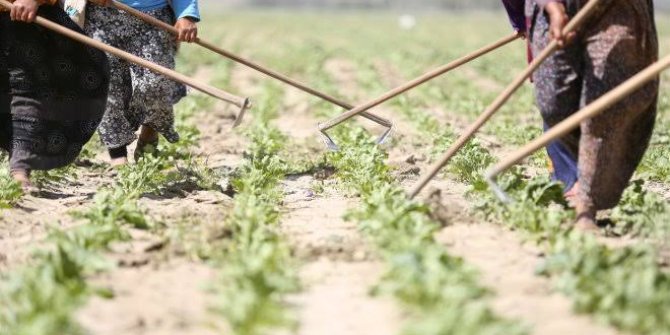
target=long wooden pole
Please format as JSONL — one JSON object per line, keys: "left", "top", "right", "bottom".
{"left": 317, "top": 33, "right": 522, "bottom": 132}
{"left": 109, "top": 0, "right": 392, "bottom": 128}
{"left": 485, "top": 54, "right": 668, "bottom": 189}
{"left": 407, "top": 0, "right": 603, "bottom": 199}
{"left": 0, "top": 0, "right": 251, "bottom": 112}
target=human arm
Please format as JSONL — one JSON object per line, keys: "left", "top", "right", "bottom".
{"left": 172, "top": 0, "right": 200, "bottom": 42}
{"left": 9, "top": 0, "right": 57, "bottom": 22}
{"left": 539, "top": 0, "right": 574, "bottom": 47}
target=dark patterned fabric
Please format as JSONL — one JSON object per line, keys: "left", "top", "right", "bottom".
{"left": 85, "top": 5, "right": 186, "bottom": 150}
{"left": 527, "top": 0, "right": 659, "bottom": 210}
{"left": 0, "top": 7, "right": 110, "bottom": 172}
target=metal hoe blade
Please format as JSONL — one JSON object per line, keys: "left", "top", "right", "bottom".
{"left": 317, "top": 33, "right": 522, "bottom": 152}
{"left": 485, "top": 174, "right": 513, "bottom": 204}
{"left": 318, "top": 119, "right": 394, "bottom": 152}
{"left": 232, "top": 98, "right": 252, "bottom": 128}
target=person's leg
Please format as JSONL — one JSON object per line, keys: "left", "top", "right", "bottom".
{"left": 1, "top": 7, "right": 109, "bottom": 192}
{"left": 0, "top": 14, "right": 11, "bottom": 154}
{"left": 97, "top": 57, "right": 134, "bottom": 166}
{"left": 528, "top": 3, "right": 583, "bottom": 195}
{"left": 86, "top": 6, "right": 135, "bottom": 166}
{"left": 0, "top": 15, "right": 29, "bottom": 190}
{"left": 16, "top": 7, "right": 108, "bottom": 162}
{"left": 545, "top": 123, "right": 579, "bottom": 195}
{"left": 576, "top": 0, "right": 659, "bottom": 227}
{"left": 0, "top": 13, "right": 38, "bottom": 191}
{"left": 126, "top": 7, "right": 184, "bottom": 161}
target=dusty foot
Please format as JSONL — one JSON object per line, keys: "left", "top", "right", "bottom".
{"left": 564, "top": 182, "right": 579, "bottom": 208}
{"left": 110, "top": 157, "right": 129, "bottom": 168}
{"left": 135, "top": 126, "right": 160, "bottom": 161}
{"left": 574, "top": 212, "right": 600, "bottom": 233}
{"left": 11, "top": 170, "right": 38, "bottom": 195}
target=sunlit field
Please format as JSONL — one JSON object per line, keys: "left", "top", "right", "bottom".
{"left": 1, "top": 8, "right": 670, "bottom": 335}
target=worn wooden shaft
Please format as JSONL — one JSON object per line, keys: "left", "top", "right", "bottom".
{"left": 0, "top": 0, "right": 249, "bottom": 107}
{"left": 408, "top": 0, "right": 602, "bottom": 199}
{"left": 110, "top": 0, "right": 391, "bottom": 127}
{"left": 486, "top": 54, "right": 669, "bottom": 182}
{"left": 318, "top": 33, "right": 522, "bottom": 131}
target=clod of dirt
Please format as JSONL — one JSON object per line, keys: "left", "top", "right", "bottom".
{"left": 143, "top": 240, "right": 166, "bottom": 253}
{"left": 218, "top": 178, "right": 236, "bottom": 197}
{"left": 389, "top": 160, "right": 421, "bottom": 179}
{"left": 424, "top": 188, "right": 456, "bottom": 228}
{"left": 404, "top": 154, "right": 427, "bottom": 165}
{"left": 117, "top": 254, "right": 151, "bottom": 268}
{"left": 206, "top": 226, "right": 233, "bottom": 242}
{"left": 313, "top": 167, "right": 337, "bottom": 181}
{"left": 293, "top": 238, "right": 371, "bottom": 262}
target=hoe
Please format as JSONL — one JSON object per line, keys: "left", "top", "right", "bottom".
{"left": 317, "top": 32, "right": 522, "bottom": 150}
{"left": 485, "top": 52, "right": 670, "bottom": 202}
{"left": 110, "top": 0, "right": 394, "bottom": 147}
{"left": 0, "top": 0, "right": 252, "bottom": 127}
{"left": 407, "top": 0, "right": 602, "bottom": 199}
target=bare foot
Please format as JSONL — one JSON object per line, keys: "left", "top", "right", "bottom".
{"left": 11, "top": 170, "right": 38, "bottom": 195}
{"left": 139, "top": 125, "right": 158, "bottom": 141}
{"left": 110, "top": 157, "right": 128, "bottom": 167}
{"left": 564, "top": 182, "right": 579, "bottom": 208}
{"left": 574, "top": 212, "right": 600, "bottom": 233}
{"left": 135, "top": 126, "right": 159, "bottom": 161}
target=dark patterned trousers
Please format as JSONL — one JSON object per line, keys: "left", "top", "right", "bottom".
{"left": 528, "top": 0, "right": 658, "bottom": 210}
{"left": 0, "top": 8, "right": 109, "bottom": 172}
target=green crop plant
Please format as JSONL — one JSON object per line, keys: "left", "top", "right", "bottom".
{"left": 0, "top": 165, "right": 23, "bottom": 208}
{"left": 32, "top": 165, "right": 77, "bottom": 189}
{"left": 638, "top": 142, "right": 670, "bottom": 183}
{"left": 537, "top": 232, "right": 670, "bottom": 335}
{"left": 0, "top": 188, "right": 150, "bottom": 335}
{"left": 373, "top": 39, "right": 670, "bottom": 332}
{"left": 322, "top": 125, "right": 527, "bottom": 335}
{"left": 209, "top": 83, "right": 300, "bottom": 335}
{"left": 470, "top": 168, "right": 670, "bottom": 335}
{"left": 609, "top": 180, "right": 670, "bottom": 240}
{"left": 116, "top": 155, "right": 173, "bottom": 196}
{"left": 72, "top": 189, "right": 150, "bottom": 230}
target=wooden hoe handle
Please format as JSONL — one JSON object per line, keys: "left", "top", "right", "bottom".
{"left": 318, "top": 32, "right": 522, "bottom": 131}
{"left": 110, "top": 0, "right": 392, "bottom": 128}
{"left": 0, "top": 0, "right": 250, "bottom": 109}
{"left": 407, "top": 0, "right": 603, "bottom": 199}
{"left": 486, "top": 54, "right": 670, "bottom": 183}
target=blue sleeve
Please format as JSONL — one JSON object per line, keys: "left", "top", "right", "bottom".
{"left": 171, "top": 0, "right": 200, "bottom": 21}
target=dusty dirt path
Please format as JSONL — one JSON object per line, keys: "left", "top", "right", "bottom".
{"left": 75, "top": 64, "right": 253, "bottom": 335}
{"left": 273, "top": 62, "right": 405, "bottom": 335}
{"left": 397, "top": 134, "right": 621, "bottom": 335}
{"left": 280, "top": 180, "right": 403, "bottom": 335}
{"left": 393, "top": 111, "right": 621, "bottom": 335}
{"left": 74, "top": 99, "right": 242, "bottom": 335}
{"left": 368, "top": 57, "right": 622, "bottom": 335}
{"left": 0, "top": 150, "right": 119, "bottom": 271}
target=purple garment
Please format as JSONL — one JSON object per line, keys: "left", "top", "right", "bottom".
{"left": 502, "top": 0, "right": 526, "bottom": 32}
{"left": 501, "top": 0, "right": 565, "bottom": 32}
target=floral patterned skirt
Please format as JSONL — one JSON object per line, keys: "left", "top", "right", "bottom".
{"left": 85, "top": 5, "right": 186, "bottom": 150}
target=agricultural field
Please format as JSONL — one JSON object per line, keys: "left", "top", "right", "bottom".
{"left": 2, "top": 7, "right": 670, "bottom": 335}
